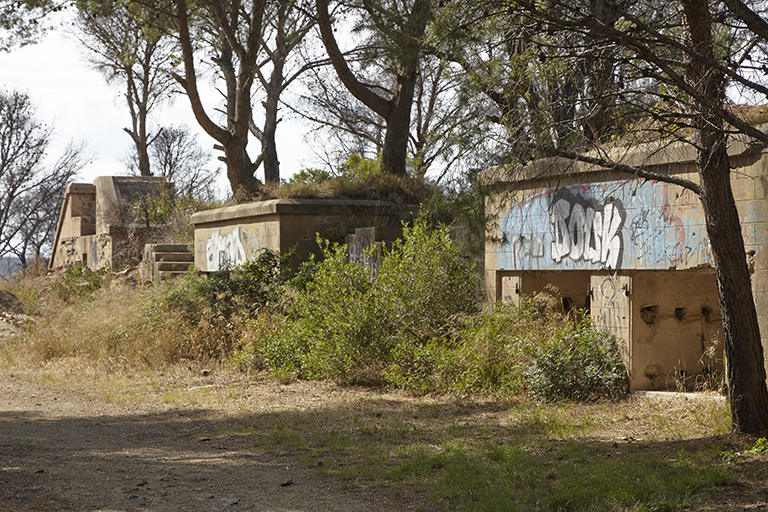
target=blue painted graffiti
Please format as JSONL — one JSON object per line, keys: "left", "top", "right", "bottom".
{"left": 499, "top": 179, "right": 713, "bottom": 271}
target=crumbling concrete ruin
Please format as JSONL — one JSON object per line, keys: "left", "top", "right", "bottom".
{"left": 49, "top": 176, "right": 172, "bottom": 271}
{"left": 485, "top": 136, "right": 768, "bottom": 391}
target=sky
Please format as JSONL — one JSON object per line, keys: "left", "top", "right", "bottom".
{"left": 0, "top": 20, "right": 312, "bottom": 191}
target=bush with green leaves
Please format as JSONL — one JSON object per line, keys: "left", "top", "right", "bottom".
{"left": 162, "top": 249, "right": 290, "bottom": 322}
{"left": 142, "top": 250, "right": 292, "bottom": 360}
{"left": 525, "top": 317, "right": 628, "bottom": 402}
{"left": 258, "top": 221, "right": 481, "bottom": 383}
{"left": 386, "top": 301, "right": 558, "bottom": 396}
{"left": 386, "top": 296, "right": 628, "bottom": 402}
{"left": 51, "top": 265, "right": 109, "bottom": 302}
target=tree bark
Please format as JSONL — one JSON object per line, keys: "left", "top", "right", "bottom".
{"left": 315, "top": 0, "right": 429, "bottom": 176}
{"left": 683, "top": 0, "right": 768, "bottom": 434}
{"left": 261, "top": 88, "right": 280, "bottom": 184}
{"left": 380, "top": 74, "right": 418, "bottom": 176}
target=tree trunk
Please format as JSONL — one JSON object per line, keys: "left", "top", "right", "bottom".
{"left": 223, "top": 136, "right": 260, "bottom": 201}
{"left": 381, "top": 75, "right": 417, "bottom": 176}
{"left": 136, "top": 143, "right": 151, "bottom": 177}
{"left": 698, "top": 134, "right": 768, "bottom": 433}
{"left": 262, "top": 101, "right": 280, "bottom": 184}
{"left": 683, "top": 0, "right": 768, "bottom": 434}
{"left": 315, "top": 0, "right": 428, "bottom": 177}
{"left": 174, "top": 0, "right": 264, "bottom": 202}
{"left": 125, "top": 69, "right": 152, "bottom": 176}
{"left": 261, "top": 44, "right": 284, "bottom": 185}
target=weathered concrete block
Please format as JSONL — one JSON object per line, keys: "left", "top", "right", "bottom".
{"left": 191, "top": 199, "right": 411, "bottom": 272}
{"left": 50, "top": 177, "right": 171, "bottom": 271}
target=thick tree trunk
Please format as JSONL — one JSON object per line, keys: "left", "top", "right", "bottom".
{"left": 262, "top": 103, "right": 280, "bottom": 184}
{"left": 684, "top": 0, "right": 768, "bottom": 434}
{"left": 698, "top": 136, "right": 768, "bottom": 433}
{"left": 381, "top": 76, "right": 417, "bottom": 176}
{"left": 136, "top": 143, "right": 151, "bottom": 177}
{"left": 222, "top": 137, "right": 260, "bottom": 201}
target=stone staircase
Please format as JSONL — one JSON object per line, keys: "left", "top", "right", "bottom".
{"left": 141, "top": 244, "right": 194, "bottom": 283}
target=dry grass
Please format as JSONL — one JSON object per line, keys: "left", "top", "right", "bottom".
{"left": 265, "top": 174, "right": 436, "bottom": 206}
{"left": 2, "top": 358, "right": 753, "bottom": 511}
{"left": 1, "top": 272, "right": 189, "bottom": 369}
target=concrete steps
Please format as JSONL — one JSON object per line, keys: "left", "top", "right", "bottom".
{"left": 141, "top": 244, "right": 194, "bottom": 283}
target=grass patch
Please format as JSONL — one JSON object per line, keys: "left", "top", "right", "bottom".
{"left": 2, "top": 360, "right": 754, "bottom": 511}
{"left": 217, "top": 392, "right": 734, "bottom": 511}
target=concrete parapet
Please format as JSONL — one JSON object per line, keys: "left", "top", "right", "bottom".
{"left": 191, "top": 199, "right": 410, "bottom": 272}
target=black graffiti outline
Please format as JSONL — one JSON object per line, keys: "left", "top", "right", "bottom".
{"left": 549, "top": 188, "right": 626, "bottom": 269}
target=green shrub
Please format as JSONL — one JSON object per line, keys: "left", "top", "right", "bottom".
{"left": 162, "top": 249, "right": 289, "bottom": 322}
{"left": 281, "top": 239, "right": 379, "bottom": 381}
{"left": 526, "top": 317, "right": 628, "bottom": 402}
{"left": 51, "top": 265, "right": 109, "bottom": 302}
{"left": 286, "top": 167, "right": 332, "bottom": 185}
{"left": 144, "top": 250, "right": 291, "bottom": 360}
{"left": 385, "top": 301, "right": 559, "bottom": 396}
{"left": 260, "top": 221, "right": 481, "bottom": 383}
{"left": 386, "top": 297, "right": 628, "bottom": 402}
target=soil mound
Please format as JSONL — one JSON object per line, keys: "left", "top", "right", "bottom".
{"left": 0, "top": 290, "right": 24, "bottom": 314}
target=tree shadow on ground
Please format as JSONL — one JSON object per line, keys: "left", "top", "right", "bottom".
{"left": 1, "top": 395, "right": 763, "bottom": 512}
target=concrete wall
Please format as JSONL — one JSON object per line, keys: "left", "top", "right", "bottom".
{"left": 628, "top": 270, "right": 722, "bottom": 390}
{"left": 486, "top": 138, "right": 765, "bottom": 390}
{"left": 190, "top": 199, "right": 408, "bottom": 272}
{"left": 50, "top": 177, "right": 170, "bottom": 270}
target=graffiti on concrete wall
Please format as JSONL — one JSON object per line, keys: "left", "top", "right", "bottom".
{"left": 549, "top": 189, "right": 625, "bottom": 269}
{"left": 199, "top": 224, "right": 279, "bottom": 271}
{"left": 499, "top": 179, "right": 714, "bottom": 271}
{"left": 206, "top": 227, "right": 247, "bottom": 271}
{"left": 592, "top": 274, "right": 629, "bottom": 336}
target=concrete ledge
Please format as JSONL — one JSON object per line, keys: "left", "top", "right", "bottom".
{"left": 632, "top": 390, "right": 727, "bottom": 402}
{"left": 65, "top": 183, "right": 96, "bottom": 194}
{"left": 190, "top": 198, "right": 402, "bottom": 225}
{"left": 482, "top": 130, "right": 766, "bottom": 186}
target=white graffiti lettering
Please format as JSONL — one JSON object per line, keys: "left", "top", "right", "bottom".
{"left": 550, "top": 194, "right": 625, "bottom": 269}
{"left": 206, "top": 227, "right": 247, "bottom": 271}
{"left": 509, "top": 233, "right": 545, "bottom": 268}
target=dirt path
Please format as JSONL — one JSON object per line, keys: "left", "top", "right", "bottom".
{"left": 0, "top": 372, "right": 408, "bottom": 512}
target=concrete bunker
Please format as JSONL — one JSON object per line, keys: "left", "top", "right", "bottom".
{"left": 485, "top": 136, "right": 768, "bottom": 391}
{"left": 49, "top": 176, "right": 173, "bottom": 271}
{"left": 189, "top": 199, "right": 411, "bottom": 273}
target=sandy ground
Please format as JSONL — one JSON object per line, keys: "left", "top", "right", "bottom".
{"left": 0, "top": 372, "right": 412, "bottom": 512}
